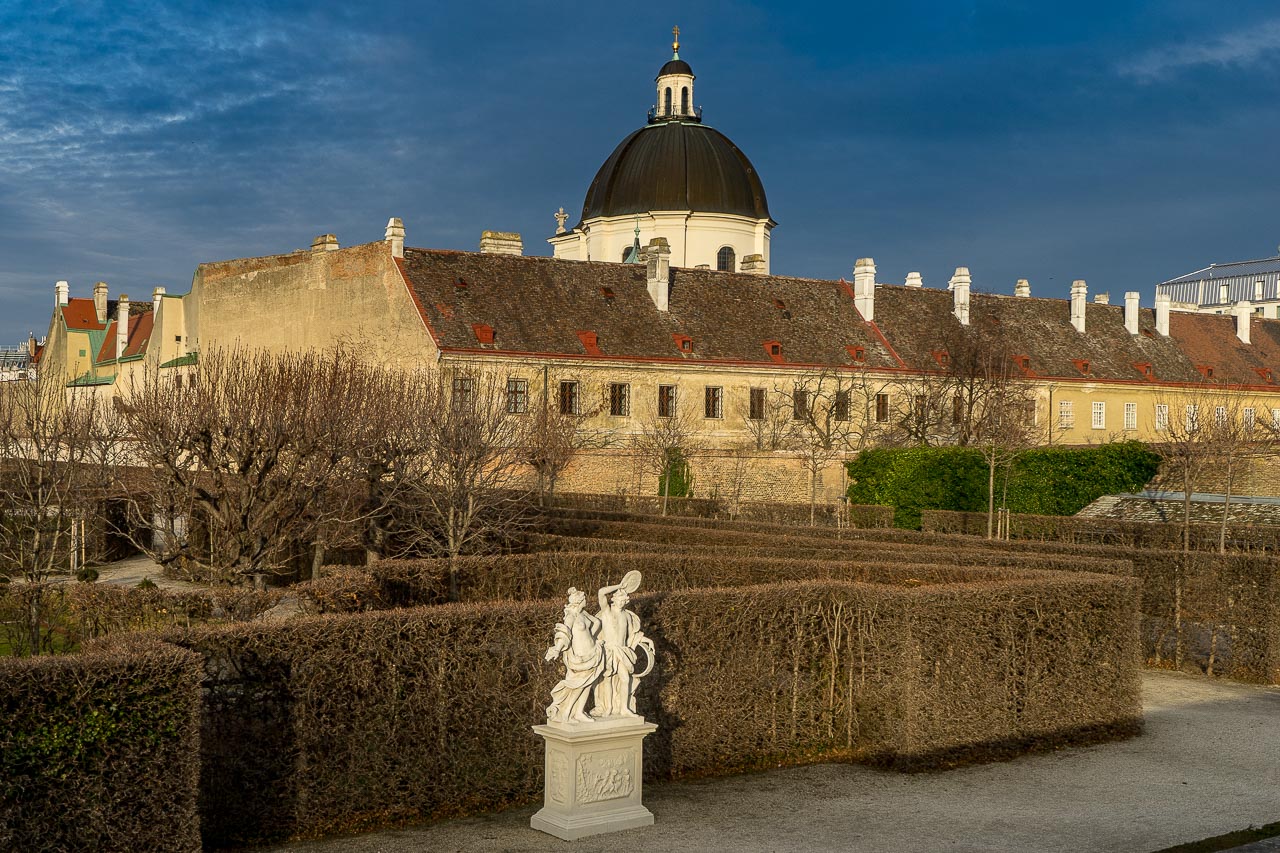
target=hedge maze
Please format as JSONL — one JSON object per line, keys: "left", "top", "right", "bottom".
{"left": 12, "top": 505, "right": 1275, "bottom": 848}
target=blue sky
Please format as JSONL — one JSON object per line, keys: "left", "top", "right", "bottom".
{"left": 2, "top": 1, "right": 1279, "bottom": 344}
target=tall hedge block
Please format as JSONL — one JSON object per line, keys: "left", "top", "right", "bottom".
{"left": 0, "top": 637, "right": 203, "bottom": 853}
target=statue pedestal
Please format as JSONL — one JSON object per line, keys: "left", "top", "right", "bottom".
{"left": 531, "top": 717, "right": 658, "bottom": 841}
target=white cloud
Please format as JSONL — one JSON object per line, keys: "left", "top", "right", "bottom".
{"left": 1120, "top": 18, "right": 1280, "bottom": 81}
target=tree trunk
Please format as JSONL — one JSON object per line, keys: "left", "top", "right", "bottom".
{"left": 1219, "top": 458, "right": 1233, "bottom": 555}
{"left": 986, "top": 454, "right": 996, "bottom": 540}
{"left": 311, "top": 542, "right": 325, "bottom": 581}
{"left": 809, "top": 466, "right": 818, "bottom": 527}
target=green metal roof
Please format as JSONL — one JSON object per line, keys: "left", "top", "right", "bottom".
{"left": 160, "top": 352, "right": 198, "bottom": 368}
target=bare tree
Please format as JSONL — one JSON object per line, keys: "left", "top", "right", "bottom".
{"left": 413, "top": 368, "right": 531, "bottom": 600}
{"left": 783, "top": 368, "right": 887, "bottom": 525}
{"left": 521, "top": 374, "right": 607, "bottom": 509}
{"left": 0, "top": 375, "right": 123, "bottom": 653}
{"left": 117, "top": 348, "right": 366, "bottom": 587}
{"left": 631, "top": 401, "right": 702, "bottom": 516}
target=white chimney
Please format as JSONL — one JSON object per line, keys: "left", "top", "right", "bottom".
{"left": 1124, "top": 291, "right": 1140, "bottom": 335}
{"left": 905, "top": 271, "right": 923, "bottom": 288}
{"left": 384, "top": 217, "right": 405, "bottom": 258}
{"left": 93, "top": 281, "right": 109, "bottom": 323}
{"left": 479, "top": 230, "right": 524, "bottom": 256}
{"left": 1070, "top": 280, "right": 1087, "bottom": 333}
{"left": 1094, "top": 292, "right": 1110, "bottom": 305}
{"left": 310, "top": 234, "right": 340, "bottom": 252}
{"left": 152, "top": 287, "right": 166, "bottom": 325}
{"left": 853, "top": 257, "right": 876, "bottom": 322}
{"left": 1155, "top": 292, "right": 1171, "bottom": 336}
{"left": 55, "top": 280, "right": 69, "bottom": 307}
{"left": 1235, "top": 300, "right": 1253, "bottom": 344}
{"left": 644, "top": 237, "right": 672, "bottom": 312}
{"left": 950, "top": 267, "right": 971, "bottom": 325}
{"left": 740, "top": 254, "right": 767, "bottom": 274}
{"left": 1015, "top": 278, "right": 1031, "bottom": 297}
{"left": 115, "top": 294, "right": 130, "bottom": 358}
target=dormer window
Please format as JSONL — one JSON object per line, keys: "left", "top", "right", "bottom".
{"left": 576, "top": 330, "right": 602, "bottom": 356}
{"left": 1255, "top": 367, "right": 1274, "bottom": 383}
{"left": 1072, "top": 358, "right": 1091, "bottom": 376}
{"left": 846, "top": 345, "right": 866, "bottom": 363}
{"left": 471, "top": 324, "right": 495, "bottom": 346}
{"left": 1133, "top": 362, "right": 1153, "bottom": 379}
{"left": 599, "top": 286, "right": 615, "bottom": 300}
{"left": 672, "top": 334, "right": 693, "bottom": 353}
{"left": 454, "top": 277, "right": 467, "bottom": 289}
{"left": 931, "top": 350, "right": 950, "bottom": 367}
{"left": 1197, "top": 365, "right": 1215, "bottom": 380}
{"left": 763, "top": 340, "right": 783, "bottom": 363}
{"left": 773, "top": 299, "right": 786, "bottom": 310}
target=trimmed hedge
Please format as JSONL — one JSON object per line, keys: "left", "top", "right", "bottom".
{"left": 922, "top": 508, "right": 1280, "bottom": 552}
{"left": 170, "top": 569, "right": 1139, "bottom": 846}
{"left": 846, "top": 442, "right": 1161, "bottom": 528}
{"left": 551, "top": 492, "right": 895, "bottom": 529}
{"left": 0, "top": 636, "right": 203, "bottom": 852}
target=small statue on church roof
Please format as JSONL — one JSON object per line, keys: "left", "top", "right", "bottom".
{"left": 554, "top": 207, "right": 568, "bottom": 235}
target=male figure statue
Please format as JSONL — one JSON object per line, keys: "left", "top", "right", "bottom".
{"left": 592, "top": 574, "right": 654, "bottom": 718}
{"left": 544, "top": 588, "right": 603, "bottom": 724}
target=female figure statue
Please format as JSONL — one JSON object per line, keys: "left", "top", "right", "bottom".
{"left": 544, "top": 588, "right": 604, "bottom": 724}
{"left": 592, "top": 572, "right": 654, "bottom": 718}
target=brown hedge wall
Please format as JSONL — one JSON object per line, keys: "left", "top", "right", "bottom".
{"left": 552, "top": 492, "right": 895, "bottom": 529}
{"left": 0, "top": 636, "right": 203, "bottom": 853}
{"left": 168, "top": 570, "right": 1139, "bottom": 846}
{"left": 922, "top": 508, "right": 1280, "bottom": 552}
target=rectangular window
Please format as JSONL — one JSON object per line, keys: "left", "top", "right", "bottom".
{"left": 609, "top": 382, "right": 630, "bottom": 417}
{"left": 1092, "top": 401, "right": 1106, "bottom": 430}
{"left": 833, "top": 390, "right": 850, "bottom": 422}
{"left": 559, "top": 380, "right": 579, "bottom": 415}
{"left": 1245, "top": 407, "right": 1256, "bottom": 431}
{"left": 792, "top": 387, "right": 809, "bottom": 420}
{"left": 749, "top": 387, "right": 766, "bottom": 421}
{"left": 1155, "top": 404, "right": 1169, "bottom": 432}
{"left": 1185, "top": 404, "right": 1199, "bottom": 433}
{"left": 506, "top": 378, "right": 528, "bottom": 414}
{"left": 451, "top": 377, "right": 474, "bottom": 408}
{"left": 1215, "top": 405, "right": 1227, "bottom": 426}
{"left": 658, "top": 384, "right": 676, "bottom": 418}
{"left": 1124, "top": 402, "right": 1137, "bottom": 431}
{"left": 704, "top": 386, "right": 723, "bottom": 419}
{"left": 1058, "top": 400, "right": 1074, "bottom": 428}
{"left": 875, "top": 393, "right": 889, "bottom": 423}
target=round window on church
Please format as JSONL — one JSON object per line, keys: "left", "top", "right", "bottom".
{"left": 717, "top": 246, "right": 736, "bottom": 272}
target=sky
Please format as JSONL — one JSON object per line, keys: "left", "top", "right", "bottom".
{"left": 2, "top": 0, "right": 1279, "bottom": 345}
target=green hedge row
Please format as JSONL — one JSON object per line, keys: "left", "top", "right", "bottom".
{"left": 845, "top": 442, "right": 1161, "bottom": 528}
{"left": 0, "top": 636, "right": 203, "bottom": 852}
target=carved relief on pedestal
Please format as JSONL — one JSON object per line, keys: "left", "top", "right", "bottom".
{"left": 548, "top": 752, "right": 570, "bottom": 805}
{"left": 575, "top": 748, "right": 634, "bottom": 804}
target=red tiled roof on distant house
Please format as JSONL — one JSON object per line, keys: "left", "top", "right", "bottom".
{"left": 96, "top": 311, "right": 154, "bottom": 363}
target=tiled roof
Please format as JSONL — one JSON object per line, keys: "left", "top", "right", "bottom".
{"left": 60, "top": 299, "right": 104, "bottom": 331}
{"left": 95, "top": 311, "right": 153, "bottom": 363}
{"left": 395, "top": 249, "right": 1280, "bottom": 387}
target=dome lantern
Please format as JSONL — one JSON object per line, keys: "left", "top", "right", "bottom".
{"left": 653, "top": 26, "right": 697, "bottom": 121}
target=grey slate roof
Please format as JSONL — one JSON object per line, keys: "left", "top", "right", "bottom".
{"left": 1158, "top": 256, "right": 1280, "bottom": 306}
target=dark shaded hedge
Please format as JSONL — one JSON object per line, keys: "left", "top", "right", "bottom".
{"left": 168, "top": 569, "right": 1139, "bottom": 846}
{"left": 846, "top": 442, "right": 1161, "bottom": 527}
{"left": 922, "top": 508, "right": 1280, "bottom": 552}
{"left": 0, "top": 636, "right": 203, "bottom": 853}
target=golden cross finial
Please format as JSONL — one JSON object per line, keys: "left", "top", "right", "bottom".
{"left": 672, "top": 25, "right": 680, "bottom": 53}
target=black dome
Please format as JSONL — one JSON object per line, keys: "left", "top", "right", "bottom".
{"left": 657, "top": 58, "right": 693, "bottom": 77}
{"left": 580, "top": 121, "right": 770, "bottom": 222}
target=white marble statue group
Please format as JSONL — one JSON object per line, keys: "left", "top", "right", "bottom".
{"left": 543, "top": 570, "right": 655, "bottom": 725}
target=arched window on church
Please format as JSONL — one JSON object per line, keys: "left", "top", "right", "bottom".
{"left": 681, "top": 87, "right": 689, "bottom": 114}
{"left": 717, "top": 246, "right": 736, "bottom": 272}
{"left": 664, "top": 87, "right": 672, "bottom": 115}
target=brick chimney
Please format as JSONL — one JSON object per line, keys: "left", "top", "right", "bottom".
{"left": 644, "top": 237, "right": 672, "bottom": 312}
{"left": 853, "top": 258, "right": 876, "bottom": 322}
{"left": 740, "top": 254, "right": 767, "bottom": 274}
{"left": 479, "top": 231, "right": 524, "bottom": 256}
{"left": 1124, "top": 291, "right": 1140, "bottom": 335}
{"left": 93, "top": 281, "right": 109, "bottom": 323}
{"left": 1015, "top": 278, "right": 1031, "bottom": 298}
{"left": 905, "top": 271, "right": 923, "bottom": 288}
{"left": 384, "top": 217, "right": 405, "bottom": 258}
{"left": 950, "top": 267, "right": 971, "bottom": 325}
{"left": 1070, "top": 280, "right": 1087, "bottom": 333}
{"left": 1235, "top": 300, "right": 1252, "bottom": 344}
{"left": 1155, "top": 292, "right": 1171, "bottom": 336}
{"left": 115, "top": 295, "right": 129, "bottom": 359}
{"left": 311, "top": 234, "right": 339, "bottom": 252}
{"left": 1094, "top": 292, "right": 1110, "bottom": 305}
{"left": 55, "top": 280, "right": 69, "bottom": 308}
